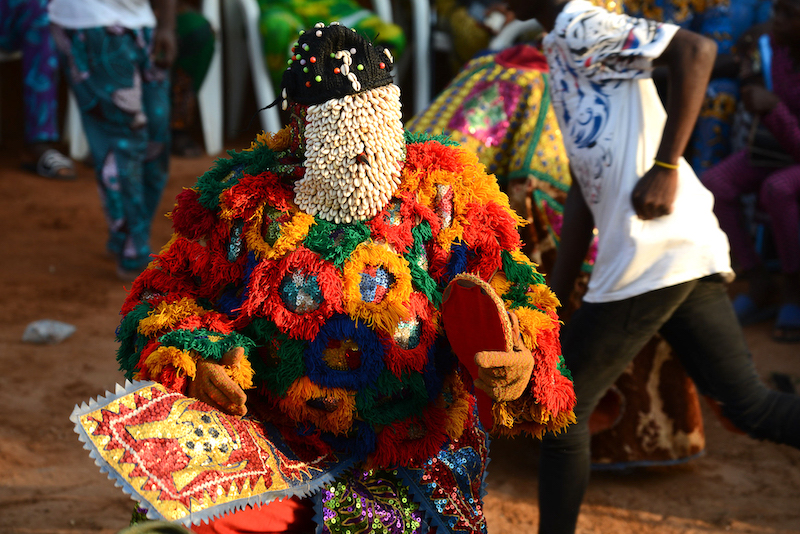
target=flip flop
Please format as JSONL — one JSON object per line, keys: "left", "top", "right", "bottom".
{"left": 732, "top": 293, "right": 777, "bottom": 326}
{"left": 23, "top": 148, "right": 76, "bottom": 180}
{"left": 773, "top": 303, "right": 800, "bottom": 343}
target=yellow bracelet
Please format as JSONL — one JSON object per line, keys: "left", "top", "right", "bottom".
{"left": 653, "top": 159, "right": 679, "bottom": 170}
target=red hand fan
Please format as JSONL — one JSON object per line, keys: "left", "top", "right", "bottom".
{"left": 441, "top": 273, "right": 514, "bottom": 428}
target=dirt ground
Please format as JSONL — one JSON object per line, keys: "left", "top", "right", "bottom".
{"left": 1, "top": 120, "right": 800, "bottom": 534}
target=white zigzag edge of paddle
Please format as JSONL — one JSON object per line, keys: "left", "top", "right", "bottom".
{"left": 69, "top": 380, "right": 344, "bottom": 527}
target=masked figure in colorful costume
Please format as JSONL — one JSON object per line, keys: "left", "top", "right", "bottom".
{"left": 111, "top": 23, "right": 575, "bottom": 534}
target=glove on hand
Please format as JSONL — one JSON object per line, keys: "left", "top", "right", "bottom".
{"left": 186, "top": 347, "right": 248, "bottom": 416}
{"left": 474, "top": 312, "right": 534, "bottom": 402}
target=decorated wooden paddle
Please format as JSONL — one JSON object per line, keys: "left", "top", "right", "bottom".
{"left": 441, "top": 273, "right": 515, "bottom": 428}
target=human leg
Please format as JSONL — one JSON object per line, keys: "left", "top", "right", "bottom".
{"left": 53, "top": 25, "right": 155, "bottom": 276}
{"left": 759, "top": 165, "right": 800, "bottom": 279}
{"left": 759, "top": 164, "right": 800, "bottom": 341}
{"left": 0, "top": 0, "right": 74, "bottom": 179}
{"left": 538, "top": 281, "right": 698, "bottom": 534}
{"left": 701, "top": 150, "right": 775, "bottom": 316}
{"left": 0, "top": 0, "right": 59, "bottom": 145}
{"left": 660, "top": 276, "right": 800, "bottom": 447}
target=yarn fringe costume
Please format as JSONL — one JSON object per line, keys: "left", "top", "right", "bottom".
{"left": 83, "top": 23, "right": 575, "bottom": 534}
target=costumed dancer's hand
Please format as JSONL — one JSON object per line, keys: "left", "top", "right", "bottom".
{"left": 631, "top": 165, "right": 678, "bottom": 220}
{"left": 187, "top": 347, "right": 248, "bottom": 416}
{"left": 742, "top": 85, "right": 780, "bottom": 115}
{"left": 474, "top": 312, "right": 534, "bottom": 402}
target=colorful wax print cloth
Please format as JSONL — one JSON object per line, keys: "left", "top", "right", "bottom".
{"left": 406, "top": 44, "right": 576, "bottom": 270}
{"left": 110, "top": 123, "right": 576, "bottom": 532}
{"left": 588, "top": 335, "right": 706, "bottom": 469}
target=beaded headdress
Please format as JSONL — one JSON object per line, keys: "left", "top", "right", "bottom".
{"left": 280, "top": 22, "right": 395, "bottom": 108}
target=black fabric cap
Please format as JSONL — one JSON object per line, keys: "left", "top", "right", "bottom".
{"left": 280, "top": 23, "right": 395, "bottom": 106}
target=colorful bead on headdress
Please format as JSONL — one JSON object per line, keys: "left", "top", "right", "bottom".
{"left": 280, "top": 22, "right": 395, "bottom": 110}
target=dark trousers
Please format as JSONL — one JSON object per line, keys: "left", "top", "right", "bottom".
{"left": 538, "top": 276, "right": 800, "bottom": 534}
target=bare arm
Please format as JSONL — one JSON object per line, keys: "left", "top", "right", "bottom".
{"left": 631, "top": 29, "right": 717, "bottom": 220}
{"left": 150, "top": 0, "right": 178, "bottom": 68}
{"left": 548, "top": 176, "right": 595, "bottom": 307}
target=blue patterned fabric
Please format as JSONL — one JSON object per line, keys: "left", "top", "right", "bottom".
{"left": 52, "top": 25, "right": 171, "bottom": 270}
{"left": 0, "top": 0, "right": 60, "bottom": 143}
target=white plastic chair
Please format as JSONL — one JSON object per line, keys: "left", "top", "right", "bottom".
{"left": 365, "top": 0, "right": 433, "bottom": 115}
{"left": 65, "top": 90, "right": 90, "bottom": 161}
{"left": 222, "top": 0, "right": 282, "bottom": 137}
{"left": 408, "top": 0, "right": 432, "bottom": 115}
{"left": 197, "top": 0, "right": 225, "bottom": 154}
{"left": 371, "top": 0, "right": 393, "bottom": 26}
{"left": 222, "top": 0, "right": 432, "bottom": 131}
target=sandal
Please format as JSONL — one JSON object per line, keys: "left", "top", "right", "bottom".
{"left": 773, "top": 303, "right": 800, "bottom": 343}
{"left": 732, "top": 293, "right": 777, "bottom": 326}
{"left": 23, "top": 148, "right": 76, "bottom": 180}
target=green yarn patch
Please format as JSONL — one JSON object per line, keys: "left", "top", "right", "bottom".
{"left": 500, "top": 249, "right": 545, "bottom": 309}
{"left": 304, "top": 217, "right": 371, "bottom": 267}
{"left": 557, "top": 355, "right": 572, "bottom": 381}
{"left": 404, "top": 130, "right": 460, "bottom": 147}
{"left": 242, "top": 318, "right": 307, "bottom": 396}
{"left": 195, "top": 141, "right": 282, "bottom": 211}
{"left": 158, "top": 329, "right": 255, "bottom": 361}
{"left": 404, "top": 221, "right": 441, "bottom": 306}
{"left": 116, "top": 303, "right": 155, "bottom": 380}
{"left": 356, "top": 369, "right": 429, "bottom": 427}
{"left": 196, "top": 160, "right": 245, "bottom": 211}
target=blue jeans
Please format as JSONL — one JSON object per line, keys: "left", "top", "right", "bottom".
{"left": 538, "top": 275, "right": 800, "bottom": 534}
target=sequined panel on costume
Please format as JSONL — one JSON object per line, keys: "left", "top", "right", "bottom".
{"left": 359, "top": 266, "right": 395, "bottom": 304}
{"left": 415, "top": 247, "right": 430, "bottom": 272}
{"left": 227, "top": 218, "right": 245, "bottom": 261}
{"left": 280, "top": 269, "right": 323, "bottom": 313}
{"left": 393, "top": 318, "right": 422, "bottom": 350}
{"left": 435, "top": 185, "right": 454, "bottom": 229}
{"left": 262, "top": 206, "right": 291, "bottom": 246}
{"left": 385, "top": 200, "right": 403, "bottom": 226}
{"left": 398, "top": 421, "right": 489, "bottom": 534}
{"left": 317, "top": 469, "right": 426, "bottom": 534}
